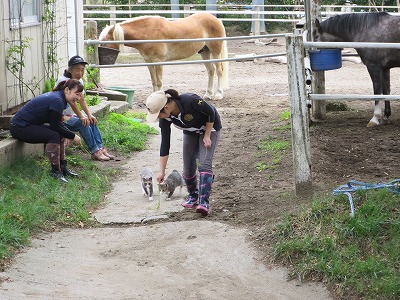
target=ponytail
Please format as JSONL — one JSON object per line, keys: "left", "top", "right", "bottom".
{"left": 63, "top": 69, "right": 72, "bottom": 78}
{"left": 53, "top": 79, "right": 83, "bottom": 93}
{"left": 164, "top": 89, "right": 180, "bottom": 102}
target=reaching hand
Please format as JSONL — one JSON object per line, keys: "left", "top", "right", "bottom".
{"left": 156, "top": 172, "right": 165, "bottom": 184}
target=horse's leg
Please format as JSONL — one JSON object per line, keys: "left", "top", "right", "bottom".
{"left": 366, "top": 66, "right": 383, "bottom": 127}
{"left": 382, "top": 68, "right": 391, "bottom": 124}
{"left": 200, "top": 50, "right": 215, "bottom": 100}
{"left": 210, "top": 41, "right": 228, "bottom": 100}
{"left": 155, "top": 65, "right": 163, "bottom": 91}
{"left": 147, "top": 66, "right": 158, "bottom": 92}
{"left": 213, "top": 60, "right": 224, "bottom": 100}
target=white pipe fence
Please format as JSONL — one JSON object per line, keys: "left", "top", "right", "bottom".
{"left": 86, "top": 34, "right": 286, "bottom": 45}
{"left": 91, "top": 52, "right": 287, "bottom": 69}
{"left": 84, "top": 33, "right": 287, "bottom": 68}
{"left": 83, "top": 5, "right": 400, "bottom": 24}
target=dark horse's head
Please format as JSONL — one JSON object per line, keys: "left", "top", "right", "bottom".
{"left": 313, "top": 12, "right": 389, "bottom": 42}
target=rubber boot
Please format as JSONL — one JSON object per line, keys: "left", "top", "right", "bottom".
{"left": 46, "top": 143, "right": 68, "bottom": 183}
{"left": 195, "top": 172, "right": 214, "bottom": 216}
{"left": 181, "top": 174, "right": 199, "bottom": 208}
{"left": 60, "top": 160, "right": 78, "bottom": 177}
{"left": 50, "top": 164, "right": 68, "bottom": 183}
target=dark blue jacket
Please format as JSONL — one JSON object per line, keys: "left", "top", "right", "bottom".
{"left": 11, "top": 91, "right": 75, "bottom": 139}
{"left": 159, "top": 93, "right": 221, "bottom": 156}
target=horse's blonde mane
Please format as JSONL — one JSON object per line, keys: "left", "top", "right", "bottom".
{"left": 98, "top": 24, "right": 113, "bottom": 41}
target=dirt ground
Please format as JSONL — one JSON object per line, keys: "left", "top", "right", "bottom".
{"left": 2, "top": 37, "right": 400, "bottom": 299}
{"left": 100, "top": 36, "right": 400, "bottom": 297}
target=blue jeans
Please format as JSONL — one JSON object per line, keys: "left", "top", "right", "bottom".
{"left": 64, "top": 116, "right": 103, "bottom": 154}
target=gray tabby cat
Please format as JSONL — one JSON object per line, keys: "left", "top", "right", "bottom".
{"left": 159, "top": 169, "right": 184, "bottom": 200}
{"left": 140, "top": 167, "right": 154, "bottom": 201}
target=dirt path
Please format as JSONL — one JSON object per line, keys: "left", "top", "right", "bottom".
{"left": 0, "top": 126, "right": 332, "bottom": 299}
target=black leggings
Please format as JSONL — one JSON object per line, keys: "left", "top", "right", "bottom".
{"left": 10, "top": 124, "right": 61, "bottom": 144}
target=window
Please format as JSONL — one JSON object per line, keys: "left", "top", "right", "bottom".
{"left": 9, "top": 0, "right": 41, "bottom": 28}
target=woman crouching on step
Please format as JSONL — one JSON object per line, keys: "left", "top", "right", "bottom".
{"left": 145, "top": 89, "right": 222, "bottom": 216}
{"left": 10, "top": 79, "right": 82, "bottom": 183}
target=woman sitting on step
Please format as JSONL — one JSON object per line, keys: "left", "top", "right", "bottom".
{"left": 55, "top": 55, "right": 114, "bottom": 161}
{"left": 10, "top": 80, "right": 82, "bottom": 183}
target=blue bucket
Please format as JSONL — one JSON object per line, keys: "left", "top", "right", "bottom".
{"left": 308, "top": 48, "right": 342, "bottom": 71}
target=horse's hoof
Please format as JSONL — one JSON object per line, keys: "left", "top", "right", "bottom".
{"left": 367, "top": 121, "right": 378, "bottom": 127}
{"left": 203, "top": 94, "right": 213, "bottom": 101}
{"left": 214, "top": 94, "right": 223, "bottom": 100}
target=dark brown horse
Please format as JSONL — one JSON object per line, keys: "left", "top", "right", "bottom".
{"left": 99, "top": 12, "right": 229, "bottom": 100}
{"left": 313, "top": 12, "right": 400, "bottom": 127}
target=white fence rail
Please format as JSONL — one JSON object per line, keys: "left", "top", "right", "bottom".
{"left": 84, "top": 33, "right": 287, "bottom": 68}
{"left": 83, "top": 4, "right": 400, "bottom": 25}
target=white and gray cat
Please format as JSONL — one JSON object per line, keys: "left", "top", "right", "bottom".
{"left": 140, "top": 167, "right": 154, "bottom": 201}
{"left": 159, "top": 169, "right": 184, "bottom": 200}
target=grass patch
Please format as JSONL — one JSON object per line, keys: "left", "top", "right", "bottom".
{"left": 0, "top": 110, "right": 158, "bottom": 267}
{"left": 98, "top": 111, "right": 158, "bottom": 153}
{"left": 273, "top": 111, "right": 291, "bottom": 131}
{"left": 272, "top": 189, "right": 400, "bottom": 300}
{"left": 256, "top": 136, "right": 289, "bottom": 171}
{"left": 0, "top": 155, "right": 116, "bottom": 263}
{"left": 256, "top": 111, "right": 291, "bottom": 172}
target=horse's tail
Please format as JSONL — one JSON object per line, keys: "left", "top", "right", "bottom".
{"left": 113, "top": 23, "right": 125, "bottom": 51}
{"left": 221, "top": 40, "right": 229, "bottom": 90}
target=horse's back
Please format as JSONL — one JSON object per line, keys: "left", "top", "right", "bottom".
{"left": 172, "top": 13, "right": 225, "bottom": 38}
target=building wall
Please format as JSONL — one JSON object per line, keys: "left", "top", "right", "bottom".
{"left": 0, "top": 0, "right": 83, "bottom": 114}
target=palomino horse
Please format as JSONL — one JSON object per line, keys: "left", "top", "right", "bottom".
{"left": 313, "top": 12, "right": 400, "bottom": 127}
{"left": 99, "top": 12, "right": 229, "bottom": 100}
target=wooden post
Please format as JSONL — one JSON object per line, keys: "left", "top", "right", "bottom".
{"left": 84, "top": 20, "right": 98, "bottom": 64}
{"left": 84, "top": 20, "right": 100, "bottom": 86}
{"left": 251, "top": 0, "right": 266, "bottom": 34}
{"left": 310, "top": 0, "right": 326, "bottom": 120}
{"left": 110, "top": 6, "right": 116, "bottom": 25}
{"left": 254, "top": 6, "right": 261, "bottom": 36}
{"left": 286, "top": 34, "right": 313, "bottom": 197}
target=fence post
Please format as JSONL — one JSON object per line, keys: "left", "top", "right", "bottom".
{"left": 171, "top": 0, "right": 180, "bottom": 19}
{"left": 251, "top": 0, "right": 266, "bottom": 34}
{"left": 85, "top": 20, "right": 98, "bottom": 64}
{"left": 310, "top": 0, "right": 326, "bottom": 120}
{"left": 206, "top": 0, "right": 217, "bottom": 16}
{"left": 286, "top": 34, "right": 313, "bottom": 197}
{"left": 84, "top": 20, "right": 100, "bottom": 85}
{"left": 110, "top": 6, "right": 116, "bottom": 25}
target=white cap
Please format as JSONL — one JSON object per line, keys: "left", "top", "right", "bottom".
{"left": 145, "top": 91, "right": 168, "bottom": 122}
